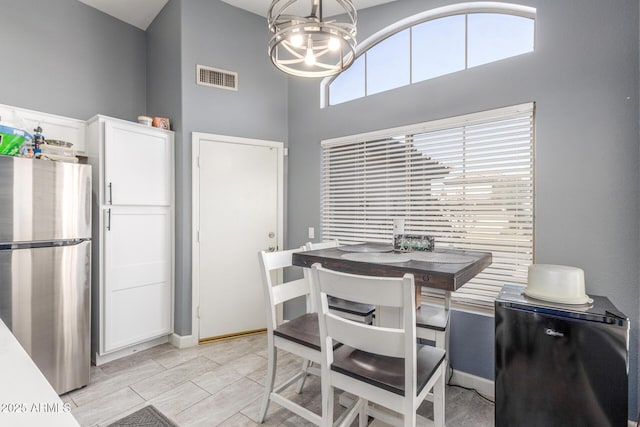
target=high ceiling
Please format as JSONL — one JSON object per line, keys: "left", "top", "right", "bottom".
{"left": 77, "top": 0, "right": 397, "bottom": 30}
{"left": 220, "top": 0, "right": 397, "bottom": 18}
{"left": 76, "top": 0, "right": 169, "bottom": 30}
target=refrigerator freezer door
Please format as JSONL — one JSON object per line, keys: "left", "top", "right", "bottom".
{"left": 495, "top": 304, "right": 628, "bottom": 427}
{"left": 0, "top": 156, "right": 91, "bottom": 244}
{"left": 0, "top": 240, "right": 91, "bottom": 394}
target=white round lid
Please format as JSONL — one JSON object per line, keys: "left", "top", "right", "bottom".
{"left": 525, "top": 264, "right": 588, "bottom": 304}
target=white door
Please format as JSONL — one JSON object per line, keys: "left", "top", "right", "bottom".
{"left": 104, "top": 208, "right": 172, "bottom": 352}
{"left": 104, "top": 121, "right": 172, "bottom": 206}
{"left": 196, "top": 135, "right": 282, "bottom": 341}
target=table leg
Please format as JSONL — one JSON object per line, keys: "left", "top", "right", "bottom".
{"left": 444, "top": 291, "right": 451, "bottom": 378}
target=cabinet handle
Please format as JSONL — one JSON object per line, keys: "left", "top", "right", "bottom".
{"left": 107, "top": 209, "right": 111, "bottom": 231}
{"left": 108, "top": 182, "right": 113, "bottom": 205}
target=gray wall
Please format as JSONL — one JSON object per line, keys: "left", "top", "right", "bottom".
{"left": 147, "top": 1, "right": 182, "bottom": 130}
{"left": 286, "top": 0, "right": 639, "bottom": 419}
{"left": 0, "top": 0, "right": 146, "bottom": 121}
{"left": 147, "top": 0, "right": 186, "bottom": 333}
{"left": 176, "top": 0, "right": 289, "bottom": 333}
{"left": 142, "top": 0, "right": 290, "bottom": 335}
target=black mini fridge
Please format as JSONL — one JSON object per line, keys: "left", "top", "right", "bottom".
{"left": 495, "top": 285, "right": 628, "bottom": 427}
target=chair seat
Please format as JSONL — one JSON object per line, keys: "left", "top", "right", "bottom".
{"left": 331, "top": 344, "right": 446, "bottom": 396}
{"left": 416, "top": 303, "right": 449, "bottom": 331}
{"left": 274, "top": 313, "right": 341, "bottom": 352}
{"left": 328, "top": 296, "right": 376, "bottom": 317}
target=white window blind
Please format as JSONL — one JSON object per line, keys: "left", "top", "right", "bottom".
{"left": 321, "top": 103, "right": 534, "bottom": 310}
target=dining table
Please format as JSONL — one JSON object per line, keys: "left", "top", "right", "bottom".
{"left": 292, "top": 242, "right": 492, "bottom": 310}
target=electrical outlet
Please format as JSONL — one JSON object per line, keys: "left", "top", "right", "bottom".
{"left": 308, "top": 227, "right": 315, "bottom": 239}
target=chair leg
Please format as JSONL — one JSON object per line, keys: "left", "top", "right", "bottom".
{"left": 433, "top": 365, "right": 445, "bottom": 427}
{"left": 358, "top": 399, "right": 368, "bottom": 427}
{"left": 435, "top": 331, "right": 449, "bottom": 380}
{"left": 258, "top": 343, "right": 277, "bottom": 423}
{"left": 295, "top": 358, "right": 311, "bottom": 393}
{"left": 404, "top": 406, "right": 416, "bottom": 427}
{"left": 321, "top": 382, "right": 334, "bottom": 427}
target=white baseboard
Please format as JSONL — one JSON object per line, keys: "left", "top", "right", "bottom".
{"left": 449, "top": 369, "right": 495, "bottom": 401}
{"left": 169, "top": 333, "right": 198, "bottom": 349}
{"left": 94, "top": 335, "right": 169, "bottom": 366}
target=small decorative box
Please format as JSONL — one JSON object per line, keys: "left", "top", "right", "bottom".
{"left": 152, "top": 117, "right": 171, "bottom": 130}
{"left": 393, "top": 234, "right": 435, "bottom": 252}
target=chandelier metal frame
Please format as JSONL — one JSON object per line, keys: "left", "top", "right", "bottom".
{"left": 268, "top": 0, "right": 357, "bottom": 78}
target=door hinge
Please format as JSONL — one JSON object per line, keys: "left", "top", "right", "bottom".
{"left": 196, "top": 230, "right": 200, "bottom": 243}
{"left": 197, "top": 306, "right": 200, "bottom": 319}
{"left": 197, "top": 156, "right": 200, "bottom": 168}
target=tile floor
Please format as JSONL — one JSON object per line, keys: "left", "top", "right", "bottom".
{"left": 62, "top": 333, "right": 495, "bottom": 427}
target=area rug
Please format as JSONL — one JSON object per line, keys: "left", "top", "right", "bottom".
{"left": 107, "top": 405, "right": 178, "bottom": 427}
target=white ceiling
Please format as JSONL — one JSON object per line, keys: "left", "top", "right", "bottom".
{"left": 77, "top": 0, "right": 397, "bottom": 30}
{"left": 77, "top": 0, "right": 169, "bottom": 30}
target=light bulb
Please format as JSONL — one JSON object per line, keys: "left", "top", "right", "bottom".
{"left": 290, "top": 34, "right": 303, "bottom": 47}
{"left": 304, "top": 47, "right": 316, "bottom": 66}
{"left": 328, "top": 37, "right": 340, "bottom": 51}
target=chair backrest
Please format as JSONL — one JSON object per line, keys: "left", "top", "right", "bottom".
{"left": 305, "top": 240, "right": 339, "bottom": 251}
{"left": 258, "top": 247, "right": 309, "bottom": 333}
{"left": 303, "top": 241, "right": 339, "bottom": 306}
{"left": 309, "top": 263, "right": 418, "bottom": 396}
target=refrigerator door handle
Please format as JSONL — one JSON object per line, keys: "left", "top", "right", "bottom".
{"left": 106, "top": 209, "right": 111, "bottom": 231}
{"left": 108, "top": 182, "right": 113, "bottom": 205}
{"left": 545, "top": 328, "right": 564, "bottom": 337}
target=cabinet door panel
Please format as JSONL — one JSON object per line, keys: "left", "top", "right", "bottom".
{"left": 104, "top": 121, "right": 171, "bottom": 206}
{"left": 105, "top": 282, "right": 171, "bottom": 352}
{"left": 104, "top": 209, "right": 171, "bottom": 352}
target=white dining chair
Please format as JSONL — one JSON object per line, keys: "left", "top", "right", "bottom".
{"left": 310, "top": 263, "right": 446, "bottom": 427}
{"left": 257, "top": 247, "right": 330, "bottom": 425}
{"left": 305, "top": 240, "right": 375, "bottom": 324}
{"left": 416, "top": 290, "right": 450, "bottom": 376}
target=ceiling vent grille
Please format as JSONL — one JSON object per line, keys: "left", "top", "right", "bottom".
{"left": 197, "top": 65, "right": 238, "bottom": 91}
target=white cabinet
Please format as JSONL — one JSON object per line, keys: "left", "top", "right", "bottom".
{"left": 104, "top": 209, "right": 172, "bottom": 352}
{"left": 0, "top": 103, "right": 87, "bottom": 155}
{"left": 87, "top": 115, "right": 174, "bottom": 364}
{"left": 103, "top": 120, "right": 172, "bottom": 206}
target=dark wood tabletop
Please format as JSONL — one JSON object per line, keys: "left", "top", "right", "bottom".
{"left": 292, "top": 243, "right": 492, "bottom": 292}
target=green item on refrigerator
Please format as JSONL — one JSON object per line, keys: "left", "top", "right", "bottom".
{"left": 0, "top": 124, "right": 32, "bottom": 156}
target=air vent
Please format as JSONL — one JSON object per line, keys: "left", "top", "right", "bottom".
{"left": 197, "top": 65, "right": 238, "bottom": 91}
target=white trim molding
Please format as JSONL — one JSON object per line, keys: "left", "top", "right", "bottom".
{"left": 93, "top": 335, "right": 169, "bottom": 366}
{"left": 169, "top": 333, "right": 198, "bottom": 349}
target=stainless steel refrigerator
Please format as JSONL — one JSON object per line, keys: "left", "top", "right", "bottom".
{"left": 0, "top": 155, "right": 91, "bottom": 395}
{"left": 495, "top": 285, "right": 629, "bottom": 427}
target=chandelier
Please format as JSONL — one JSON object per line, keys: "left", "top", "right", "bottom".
{"left": 268, "top": 0, "right": 357, "bottom": 78}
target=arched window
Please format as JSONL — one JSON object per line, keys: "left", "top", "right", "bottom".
{"left": 322, "top": 2, "right": 536, "bottom": 107}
